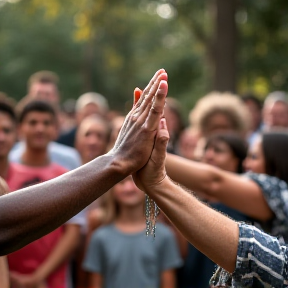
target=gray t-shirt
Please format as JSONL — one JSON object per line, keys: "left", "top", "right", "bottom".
{"left": 83, "top": 223, "right": 182, "bottom": 288}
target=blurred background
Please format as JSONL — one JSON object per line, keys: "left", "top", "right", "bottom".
{"left": 1, "top": 0, "right": 288, "bottom": 117}
{"left": 2, "top": 1, "right": 288, "bottom": 288}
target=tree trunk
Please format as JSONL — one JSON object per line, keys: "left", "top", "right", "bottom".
{"left": 212, "top": 0, "right": 238, "bottom": 92}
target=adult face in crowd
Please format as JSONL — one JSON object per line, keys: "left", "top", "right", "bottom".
{"left": 263, "top": 91, "right": 288, "bottom": 129}
{"left": 75, "top": 92, "right": 109, "bottom": 125}
{"left": 189, "top": 92, "right": 250, "bottom": 139}
{"left": 241, "top": 94, "right": 263, "bottom": 132}
{"left": 0, "top": 105, "right": 17, "bottom": 162}
{"left": 18, "top": 102, "right": 57, "bottom": 153}
{"left": 27, "top": 71, "right": 60, "bottom": 106}
{"left": 176, "top": 128, "right": 200, "bottom": 161}
{"left": 202, "top": 133, "right": 247, "bottom": 174}
{"left": 75, "top": 115, "right": 110, "bottom": 164}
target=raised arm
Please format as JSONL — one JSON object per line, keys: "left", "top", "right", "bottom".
{"left": 0, "top": 69, "right": 168, "bottom": 256}
{"left": 133, "top": 120, "right": 288, "bottom": 286}
{"left": 166, "top": 153, "right": 273, "bottom": 221}
{"left": 134, "top": 119, "right": 238, "bottom": 272}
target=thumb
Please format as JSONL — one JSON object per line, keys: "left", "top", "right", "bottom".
{"left": 133, "top": 87, "right": 142, "bottom": 106}
{"left": 151, "top": 118, "right": 170, "bottom": 164}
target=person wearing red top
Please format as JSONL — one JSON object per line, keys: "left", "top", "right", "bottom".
{"left": 7, "top": 100, "right": 80, "bottom": 288}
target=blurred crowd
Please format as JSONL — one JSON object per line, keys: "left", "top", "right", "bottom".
{"left": 1, "top": 70, "right": 288, "bottom": 288}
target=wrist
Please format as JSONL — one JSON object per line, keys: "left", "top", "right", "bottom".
{"left": 144, "top": 174, "right": 173, "bottom": 195}
{"left": 108, "top": 153, "right": 133, "bottom": 178}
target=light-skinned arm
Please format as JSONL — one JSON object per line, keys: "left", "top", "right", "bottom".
{"left": 133, "top": 119, "right": 239, "bottom": 273}
{"left": 0, "top": 69, "right": 168, "bottom": 256}
{"left": 165, "top": 153, "right": 273, "bottom": 221}
{"left": 0, "top": 256, "right": 9, "bottom": 288}
{"left": 88, "top": 272, "right": 103, "bottom": 288}
{"left": 160, "top": 269, "right": 176, "bottom": 288}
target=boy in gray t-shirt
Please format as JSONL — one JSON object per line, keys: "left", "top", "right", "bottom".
{"left": 83, "top": 223, "right": 182, "bottom": 288}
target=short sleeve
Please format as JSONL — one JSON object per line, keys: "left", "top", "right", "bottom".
{"left": 66, "top": 209, "right": 86, "bottom": 229}
{"left": 210, "top": 223, "right": 288, "bottom": 287}
{"left": 82, "top": 231, "right": 104, "bottom": 273}
{"left": 245, "top": 173, "right": 288, "bottom": 238}
{"left": 158, "top": 225, "right": 183, "bottom": 271}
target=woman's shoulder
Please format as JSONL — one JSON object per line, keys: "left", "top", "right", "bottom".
{"left": 244, "top": 172, "right": 288, "bottom": 191}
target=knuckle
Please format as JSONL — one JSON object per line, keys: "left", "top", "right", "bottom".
{"left": 150, "top": 106, "right": 162, "bottom": 115}
{"left": 158, "top": 135, "right": 169, "bottom": 145}
{"left": 130, "top": 115, "right": 138, "bottom": 123}
{"left": 141, "top": 125, "right": 150, "bottom": 134}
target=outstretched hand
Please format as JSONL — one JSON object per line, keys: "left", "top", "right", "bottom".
{"left": 133, "top": 116, "right": 170, "bottom": 192}
{"left": 109, "top": 69, "right": 168, "bottom": 175}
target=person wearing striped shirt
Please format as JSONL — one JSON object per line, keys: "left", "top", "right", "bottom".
{"left": 133, "top": 116, "right": 288, "bottom": 287}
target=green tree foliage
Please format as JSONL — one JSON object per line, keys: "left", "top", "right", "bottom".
{"left": 0, "top": 0, "right": 204, "bottom": 117}
{"left": 238, "top": 0, "right": 288, "bottom": 97}
{"left": 0, "top": 0, "right": 288, "bottom": 117}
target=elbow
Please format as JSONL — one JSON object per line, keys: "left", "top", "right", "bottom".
{"left": 200, "top": 168, "right": 222, "bottom": 198}
{"left": 254, "top": 208, "right": 274, "bottom": 222}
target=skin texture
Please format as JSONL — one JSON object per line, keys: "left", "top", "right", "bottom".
{"left": 0, "top": 257, "right": 9, "bottom": 288}
{"left": 133, "top": 119, "right": 239, "bottom": 273}
{"left": 165, "top": 152, "right": 273, "bottom": 221}
{"left": 0, "top": 69, "right": 168, "bottom": 256}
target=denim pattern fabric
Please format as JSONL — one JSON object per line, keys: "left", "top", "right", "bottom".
{"left": 245, "top": 173, "right": 288, "bottom": 241}
{"left": 210, "top": 224, "right": 288, "bottom": 288}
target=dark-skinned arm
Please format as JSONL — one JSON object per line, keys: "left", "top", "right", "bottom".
{"left": 0, "top": 68, "right": 168, "bottom": 256}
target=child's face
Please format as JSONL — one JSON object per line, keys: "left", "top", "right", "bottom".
{"left": 113, "top": 176, "right": 145, "bottom": 207}
{"left": 19, "top": 112, "right": 57, "bottom": 150}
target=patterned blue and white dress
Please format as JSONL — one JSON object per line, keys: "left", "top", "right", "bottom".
{"left": 210, "top": 173, "right": 288, "bottom": 287}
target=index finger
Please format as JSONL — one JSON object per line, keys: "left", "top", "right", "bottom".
{"left": 145, "top": 80, "right": 168, "bottom": 131}
{"left": 136, "top": 69, "right": 166, "bottom": 109}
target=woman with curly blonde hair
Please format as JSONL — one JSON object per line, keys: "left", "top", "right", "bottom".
{"left": 189, "top": 92, "right": 251, "bottom": 138}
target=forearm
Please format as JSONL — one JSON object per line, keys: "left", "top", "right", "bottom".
{"left": 146, "top": 178, "right": 239, "bottom": 273}
{"left": 166, "top": 154, "right": 273, "bottom": 221}
{"left": 166, "top": 153, "right": 221, "bottom": 194}
{"left": 160, "top": 269, "right": 176, "bottom": 288}
{"left": 0, "top": 154, "right": 126, "bottom": 255}
{"left": 0, "top": 256, "right": 9, "bottom": 288}
{"left": 89, "top": 273, "right": 103, "bottom": 288}
{"left": 35, "top": 224, "right": 80, "bottom": 281}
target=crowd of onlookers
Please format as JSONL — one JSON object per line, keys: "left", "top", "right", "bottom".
{"left": 2, "top": 70, "right": 288, "bottom": 288}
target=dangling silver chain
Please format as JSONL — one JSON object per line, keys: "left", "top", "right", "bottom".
{"left": 145, "top": 194, "right": 160, "bottom": 238}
